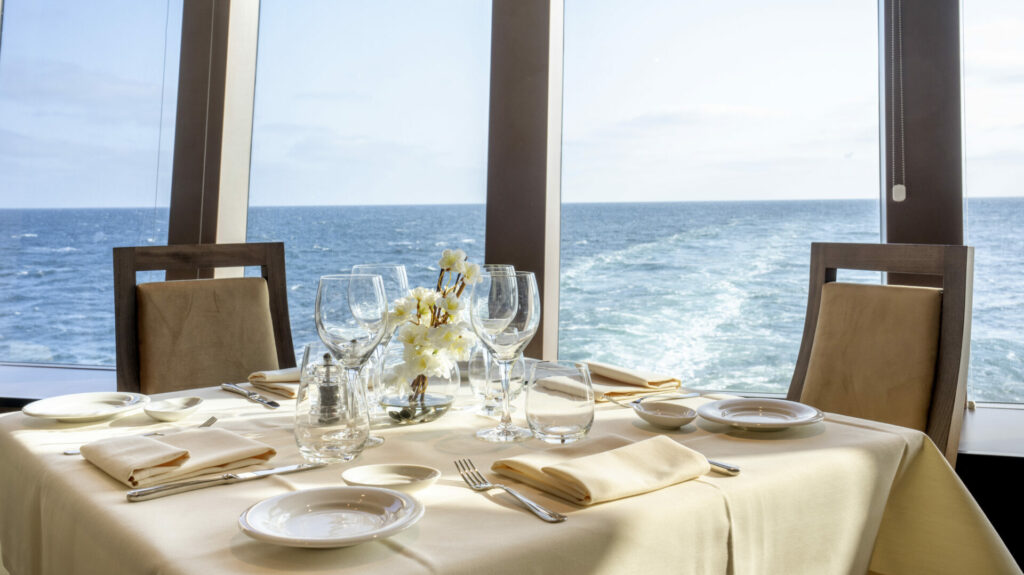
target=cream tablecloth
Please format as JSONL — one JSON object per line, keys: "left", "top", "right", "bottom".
{"left": 0, "top": 388, "right": 1017, "bottom": 575}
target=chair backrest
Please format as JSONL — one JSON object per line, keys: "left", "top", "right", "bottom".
{"left": 114, "top": 242, "right": 296, "bottom": 394}
{"left": 787, "top": 243, "right": 973, "bottom": 465}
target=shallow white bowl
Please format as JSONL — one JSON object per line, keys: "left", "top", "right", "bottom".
{"left": 342, "top": 464, "right": 441, "bottom": 494}
{"left": 632, "top": 401, "right": 698, "bottom": 429}
{"left": 144, "top": 396, "right": 203, "bottom": 422}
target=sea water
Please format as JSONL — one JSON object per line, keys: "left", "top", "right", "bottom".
{"left": 1, "top": 199, "right": 1021, "bottom": 402}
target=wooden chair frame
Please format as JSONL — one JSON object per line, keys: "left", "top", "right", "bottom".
{"left": 787, "top": 243, "right": 973, "bottom": 465}
{"left": 114, "top": 242, "right": 296, "bottom": 394}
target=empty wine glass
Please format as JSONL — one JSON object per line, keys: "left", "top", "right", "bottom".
{"left": 352, "top": 264, "right": 410, "bottom": 443}
{"left": 314, "top": 274, "right": 388, "bottom": 446}
{"left": 469, "top": 270, "right": 540, "bottom": 442}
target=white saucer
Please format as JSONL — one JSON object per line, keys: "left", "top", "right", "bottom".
{"left": 238, "top": 486, "right": 424, "bottom": 548}
{"left": 22, "top": 392, "right": 150, "bottom": 423}
{"left": 697, "top": 398, "right": 824, "bottom": 431}
{"left": 342, "top": 464, "right": 441, "bottom": 494}
{"left": 144, "top": 396, "right": 203, "bottom": 422}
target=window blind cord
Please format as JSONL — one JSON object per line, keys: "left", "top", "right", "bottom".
{"left": 891, "top": 0, "right": 907, "bottom": 201}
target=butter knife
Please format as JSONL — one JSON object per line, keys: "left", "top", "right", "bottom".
{"left": 221, "top": 383, "right": 280, "bottom": 409}
{"left": 126, "top": 463, "right": 325, "bottom": 502}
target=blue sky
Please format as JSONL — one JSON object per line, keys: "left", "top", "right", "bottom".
{"left": 0, "top": 0, "right": 1020, "bottom": 208}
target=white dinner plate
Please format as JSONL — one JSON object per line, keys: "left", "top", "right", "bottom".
{"left": 697, "top": 398, "right": 824, "bottom": 431}
{"left": 22, "top": 392, "right": 150, "bottom": 423}
{"left": 238, "top": 486, "right": 424, "bottom": 548}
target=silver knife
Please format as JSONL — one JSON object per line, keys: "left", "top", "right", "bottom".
{"left": 126, "top": 463, "right": 325, "bottom": 502}
{"left": 221, "top": 382, "right": 280, "bottom": 409}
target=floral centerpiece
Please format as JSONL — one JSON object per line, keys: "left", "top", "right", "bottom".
{"left": 383, "top": 249, "right": 479, "bottom": 421}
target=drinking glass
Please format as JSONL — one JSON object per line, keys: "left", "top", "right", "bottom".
{"left": 469, "top": 270, "right": 540, "bottom": 442}
{"left": 314, "top": 274, "right": 388, "bottom": 446}
{"left": 526, "top": 361, "right": 595, "bottom": 444}
{"left": 294, "top": 341, "right": 370, "bottom": 463}
{"left": 352, "top": 264, "right": 410, "bottom": 441}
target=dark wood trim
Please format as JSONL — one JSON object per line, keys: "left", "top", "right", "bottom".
{"left": 788, "top": 242, "right": 973, "bottom": 465}
{"left": 484, "top": 0, "right": 562, "bottom": 360}
{"left": 167, "top": 0, "right": 232, "bottom": 278}
{"left": 883, "top": 0, "right": 963, "bottom": 248}
{"left": 114, "top": 242, "right": 296, "bottom": 393}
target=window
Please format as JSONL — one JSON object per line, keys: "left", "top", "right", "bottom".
{"left": 963, "top": 0, "right": 1024, "bottom": 403}
{"left": 246, "top": 1, "right": 491, "bottom": 350}
{"left": 0, "top": 0, "right": 181, "bottom": 365}
{"left": 559, "top": 1, "right": 881, "bottom": 393}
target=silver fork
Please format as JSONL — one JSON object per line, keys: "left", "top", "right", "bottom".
{"left": 454, "top": 458, "right": 567, "bottom": 523}
{"left": 63, "top": 416, "right": 218, "bottom": 456}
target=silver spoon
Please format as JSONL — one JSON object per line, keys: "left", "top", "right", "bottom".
{"left": 63, "top": 416, "right": 217, "bottom": 456}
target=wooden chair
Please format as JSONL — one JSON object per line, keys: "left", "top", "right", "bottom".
{"left": 114, "top": 243, "right": 295, "bottom": 394}
{"left": 787, "top": 242, "right": 973, "bottom": 465}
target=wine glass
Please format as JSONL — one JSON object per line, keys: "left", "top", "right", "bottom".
{"left": 469, "top": 270, "right": 540, "bottom": 442}
{"left": 314, "top": 274, "right": 388, "bottom": 446}
{"left": 351, "top": 264, "right": 410, "bottom": 436}
{"left": 459, "top": 263, "right": 515, "bottom": 412}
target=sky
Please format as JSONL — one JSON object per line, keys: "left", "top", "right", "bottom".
{"left": 0, "top": 0, "right": 1020, "bottom": 209}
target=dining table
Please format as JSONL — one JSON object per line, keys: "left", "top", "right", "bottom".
{"left": 0, "top": 385, "right": 1018, "bottom": 575}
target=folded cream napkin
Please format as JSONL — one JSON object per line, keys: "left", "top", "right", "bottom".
{"left": 492, "top": 435, "right": 710, "bottom": 506}
{"left": 80, "top": 428, "right": 276, "bottom": 488}
{"left": 247, "top": 367, "right": 301, "bottom": 398}
{"left": 585, "top": 361, "right": 681, "bottom": 402}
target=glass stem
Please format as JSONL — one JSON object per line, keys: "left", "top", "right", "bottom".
{"left": 347, "top": 367, "right": 367, "bottom": 424}
{"left": 497, "top": 358, "right": 514, "bottom": 430}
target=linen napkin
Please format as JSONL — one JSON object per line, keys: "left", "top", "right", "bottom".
{"left": 247, "top": 367, "right": 301, "bottom": 398}
{"left": 492, "top": 435, "right": 710, "bottom": 505}
{"left": 585, "top": 361, "right": 681, "bottom": 402}
{"left": 80, "top": 428, "right": 277, "bottom": 488}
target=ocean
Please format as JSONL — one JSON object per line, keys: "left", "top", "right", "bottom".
{"left": 1, "top": 199, "right": 1021, "bottom": 402}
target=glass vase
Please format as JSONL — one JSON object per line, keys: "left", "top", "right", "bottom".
{"left": 379, "top": 361, "right": 460, "bottom": 425}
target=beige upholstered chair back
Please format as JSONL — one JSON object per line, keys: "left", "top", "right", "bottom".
{"left": 787, "top": 243, "right": 973, "bottom": 465}
{"left": 136, "top": 278, "right": 279, "bottom": 394}
{"left": 115, "top": 243, "right": 295, "bottom": 395}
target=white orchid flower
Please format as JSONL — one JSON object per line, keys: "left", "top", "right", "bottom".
{"left": 462, "top": 262, "right": 482, "bottom": 284}
{"left": 440, "top": 294, "right": 462, "bottom": 316}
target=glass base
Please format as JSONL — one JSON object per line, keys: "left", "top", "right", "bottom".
{"left": 365, "top": 435, "right": 385, "bottom": 448}
{"left": 475, "top": 424, "right": 532, "bottom": 443}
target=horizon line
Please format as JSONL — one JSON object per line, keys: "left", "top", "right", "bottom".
{"left": 4, "top": 195, "right": 1023, "bottom": 210}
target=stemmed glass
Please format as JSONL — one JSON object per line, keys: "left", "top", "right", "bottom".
{"left": 469, "top": 270, "right": 540, "bottom": 442}
{"left": 351, "top": 264, "right": 410, "bottom": 446}
{"left": 314, "top": 274, "right": 388, "bottom": 447}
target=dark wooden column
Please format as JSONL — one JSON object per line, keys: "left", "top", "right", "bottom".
{"left": 883, "top": 0, "right": 963, "bottom": 253}
{"left": 168, "top": 0, "right": 230, "bottom": 253}
{"left": 485, "top": 0, "right": 563, "bottom": 360}
{"left": 166, "top": 0, "right": 258, "bottom": 279}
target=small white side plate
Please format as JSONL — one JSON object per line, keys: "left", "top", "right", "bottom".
{"left": 632, "top": 401, "right": 697, "bottom": 429}
{"left": 697, "top": 398, "right": 824, "bottom": 431}
{"left": 22, "top": 392, "right": 150, "bottom": 423}
{"left": 342, "top": 464, "right": 441, "bottom": 494}
{"left": 144, "top": 396, "right": 203, "bottom": 422}
{"left": 239, "top": 487, "right": 424, "bottom": 548}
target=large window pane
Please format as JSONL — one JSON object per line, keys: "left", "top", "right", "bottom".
{"left": 964, "top": 0, "right": 1024, "bottom": 403}
{"left": 560, "top": 1, "right": 880, "bottom": 393}
{"left": 247, "top": 1, "right": 491, "bottom": 350}
{"left": 0, "top": 1, "right": 181, "bottom": 365}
